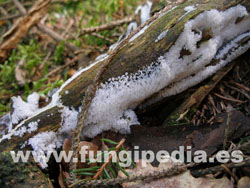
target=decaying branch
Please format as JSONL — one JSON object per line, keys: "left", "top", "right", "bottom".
{"left": 68, "top": 2, "right": 183, "bottom": 181}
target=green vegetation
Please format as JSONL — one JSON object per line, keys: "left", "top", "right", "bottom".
{"left": 0, "top": 0, "right": 142, "bottom": 116}
{"left": 51, "top": 0, "right": 139, "bottom": 47}
{"left": 0, "top": 40, "right": 64, "bottom": 115}
{"left": 72, "top": 138, "right": 134, "bottom": 184}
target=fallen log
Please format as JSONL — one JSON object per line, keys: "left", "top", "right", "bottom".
{"left": 1, "top": 0, "right": 250, "bottom": 165}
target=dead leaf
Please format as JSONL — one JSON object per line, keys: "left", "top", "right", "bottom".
{"left": 15, "top": 59, "right": 28, "bottom": 86}
{"left": 191, "top": 111, "right": 250, "bottom": 156}
{"left": 119, "top": 160, "right": 233, "bottom": 188}
{"left": 68, "top": 69, "right": 76, "bottom": 77}
{"left": 62, "top": 138, "right": 72, "bottom": 171}
{"left": 77, "top": 141, "right": 98, "bottom": 169}
{"left": 238, "top": 176, "right": 250, "bottom": 188}
{"left": 62, "top": 138, "right": 99, "bottom": 171}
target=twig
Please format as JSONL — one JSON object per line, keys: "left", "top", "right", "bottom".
{"left": 37, "top": 23, "right": 78, "bottom": 52}
{"left": 224, "top": 83, "right": 250, "bottom": 100}
{"left": 12, "top": 0, "right": 78, "bottom": 52}
{"left": 0, "top": 0, "right": 52, "bottom": 63}
{"left": 38, "top": 50, "right": 52, "bottom": 72}
{"left": 0, "top": 13, "right": 21, "bottom": 22}
{"left": 52, "top": 0, "right": 79, "bottom": 4}
{"left": 220, "top": 164, "right": 239, "bottom": 182}
{"left": 207, "top": 116, "right": 215, "bottom": 124}
{"left": 90, "top": 32, "right": 116, "bottom": 43}
{"left": 93, "top": 138, "right": 125, "bottom": 180}
{"left": 0, "top": 7, "right": 12, "bottom": 27}
{"left": 176, "top": 109, "right": 189, "bottom": 121}
{"left": 208, "top": 95, "right": 221, "bottom": 114}
{"left": 47, "top": 56, "right": 78, "bottom": 77}
{"left": 12, "top": 0, "right": 27, "bottom": 15}
{"left": 229, "top": 81, "right": 250, "bottom": 92}
{"left": 214, "top": 93, "right": 246, "bottom": 103}
{"left": 79, "top": 15, "right": 135, "bottom": 36}
{"left": 223, "top": 106, "right": 233, "bottom": 150}
{"left": 191, "top": 158, "right": 250, "bottom": 177}
{"left": 7, "top": 1, "right": 33, "bottom": 12}
{"left": 62, "top": 19, "right": 74, "bottom": 38}
{"left": 12, "top": 0, "right": 78, "bottom": 54}
{"left": 70, "top": 163, "right": 189, "bottom": 187}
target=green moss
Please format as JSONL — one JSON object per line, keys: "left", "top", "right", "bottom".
{"left": 164, "top": 107, "right": 197, "bottom": 126}
{"left": 0, "top": 151, "right": 52, "bottom": 188}
{"left": 0, "top": 152, "right": 28, "bottom": 187}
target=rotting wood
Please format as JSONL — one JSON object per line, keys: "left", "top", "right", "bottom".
{"left": 1, "top": 0, "right": 250, "bottom": 152}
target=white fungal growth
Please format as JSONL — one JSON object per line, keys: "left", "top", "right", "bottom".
{"left": 82, "top": 5, "right": 250, "bottom": 137}
{"left": 0, "top": 53, "right": 107, "bottom": 143}
{"left": 27, "top": 121, "right": 39, "bottom": 133}
{"left": 59, "top": 106, "right": 78, "bottom": 134}
{"left": 125, "top": 22, "right": 138, "bottom": 37}
{"left": 129, "top": 24, "right": 149, "bottom": 42}
{"left": 124, "top": 1, "right": 152, "bottom": 38}
{"left": 13, "top": 120, "right": 39, "bottom": 137}
{"left": 13, "top": 126, "right": 27, "bottom": 137}
{"left": 135, "top": 1, "right": 153, "bottom": 24}
{"left": 215, "top": 31, "right": 250, "bottom": 59}
{"left": 155, "top": 29, "right": 168, "bottom": 42}
{"left": 143, "top": 31, "right": 250, "bottom": 107}
{"left": 11, "top": 92, "right": 40, "bottom": 124}
{"left": 178, "top": 5, "right": 196, "bottom": 21}
{"left": 28, "top": 131, "right": 63, "bottom": 168}
{"left": 185, "top": 5, "right": 196, "bottom": 12}
{"left": 27, "top": 106, "right": 78, "bottom": 168}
